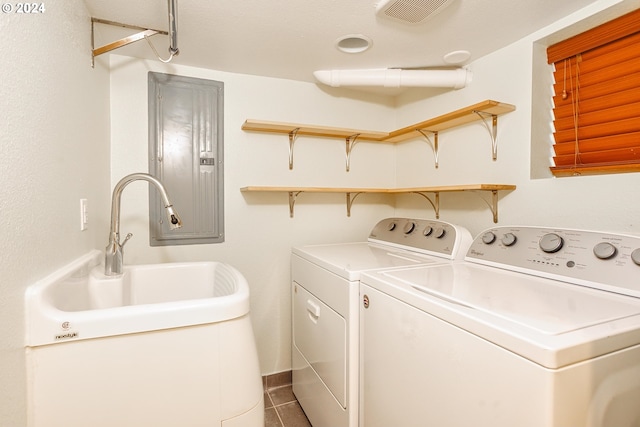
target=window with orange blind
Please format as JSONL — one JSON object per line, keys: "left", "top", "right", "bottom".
{"left": 546, "top": 8, "right": 640, "bottom": 177}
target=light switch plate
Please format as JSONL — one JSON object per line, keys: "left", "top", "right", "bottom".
{"left": 80, "top": 198, "right": 88, "bottom": 231}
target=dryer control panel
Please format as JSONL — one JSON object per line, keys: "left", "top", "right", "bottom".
{"left": 467, "top": 226, "right": 640, "bottom": 297}
{"left": 368, "top": 218, "right": 472, "bottom": 260}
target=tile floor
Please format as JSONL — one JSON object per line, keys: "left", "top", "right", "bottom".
{"left": 264, "top": 371, "right": 311, "bottom": 427}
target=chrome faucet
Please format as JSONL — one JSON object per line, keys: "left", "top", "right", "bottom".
{"left": 105, "top": 173, "right": 182, "bottom": 276}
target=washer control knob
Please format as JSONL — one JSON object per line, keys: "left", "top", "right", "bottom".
{"left": 388, "top": 222, "right": 397, "bottom": 231}
{"left": 481, "top": 232, "right": 496, "bottom": 244}
{"left": 403, "top": 222, "right": 416, "bottom": 234}
{"left": 593, "top": 242, "right": 617, "bottom": 260}
{"left": 631, "top": 249, "right": 640, "bottom": 266}
{"left": 434, "top": 227, "right": 446, "bottom": 239}
{"left": 423, "top": 226, "right": 433, "bottom": 237}
{"left": 501, "top": 233, "right": 517, "bottom": 247}
{"left": 539, "top": 233, "right": 564, "bottom": 253}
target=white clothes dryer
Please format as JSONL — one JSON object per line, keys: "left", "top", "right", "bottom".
{"left": 291, "top": 217, "right": 472, "bottom": 427}
{"left": 360, "top": 225, "right": 640, "bottom": 427}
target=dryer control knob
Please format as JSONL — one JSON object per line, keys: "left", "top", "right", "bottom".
{"left": 423, "top": 226, "right": 433, "bottom": 237}
{"left": 501, "top": 233, "right": 517, "bottom": 247}
{"left": 631, "top": 248, "right": 640, "bottom": 266}
{"left": 481, "top": 232, "right": 496, "bottom": 244}
{"left": 593, "top": 242, "right": 617, "bottom": 260}
{"left": 388, "top": 222, "right": 397, "bottom": 231}
{"left": 403, "top": 222, "right": 416, "bottom": 234}
{"left": 434, "top": 227, "right": 446, "bottom": 239}
{"left": 539, "top": 233, "right": 564, "bottom": 253}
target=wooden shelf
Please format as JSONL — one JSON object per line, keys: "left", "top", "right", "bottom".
{"left": 383, "top": 100, "right": 516, "bottom": 144}
{"left": 240, "top": 184, "right": 515, "bottom": 193}
{"left": 241, "top": 121, "right": 388, "bottom": 171}
{"left": 241, "top": 100, "right": 516, "bottom": 169}
{"left": 241, "top": 184, "right": 516, "bottom": 222}
{"left": 241, "top": 101, "right": 517, "bottom": 221}
{"left": 241, "top": 120, "right": 389, "bottom": 141}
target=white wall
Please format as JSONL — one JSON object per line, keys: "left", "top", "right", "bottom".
{"left": 394, "top": 0, "right": 640, "bottom": 238}
{"left": 108, "top": 55, "right": 397, "bottom": 374}
{"left": 4, "top": 1, "right": 638, "bottom": 424}
{"left": 0, "top": 1, "right": 111, "bottom": 425}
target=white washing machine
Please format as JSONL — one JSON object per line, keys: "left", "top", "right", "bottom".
{"left": 291, "top": 217, "right": 472, "bottom": 427}
{"left": 360, "top": 226, "right": 640, "bottom": 427}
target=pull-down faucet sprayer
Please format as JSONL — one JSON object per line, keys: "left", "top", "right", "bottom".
{"left": 105, "top": 173, "right": 182, "bottom": 276}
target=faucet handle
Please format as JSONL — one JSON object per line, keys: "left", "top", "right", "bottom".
{"left": 121, "top": 232, "right": 133, "bottom": 247}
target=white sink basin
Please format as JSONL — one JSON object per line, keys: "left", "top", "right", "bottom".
{"left": 87, "top": 260, "right": 241, "bottom": 308}
{"left": 25, "top": 250, "right": 250, "bottom": 346}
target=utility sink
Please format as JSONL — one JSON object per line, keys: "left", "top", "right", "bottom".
{"left": 25, "top": 250, "right": 250, "bottom": 346}
{"left": 25, "top": 250, "right": 264, "bottom": 427}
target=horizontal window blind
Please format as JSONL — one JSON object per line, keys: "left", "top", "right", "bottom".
{"left": 547, "top": 8, "right": 640, "bottom": 177}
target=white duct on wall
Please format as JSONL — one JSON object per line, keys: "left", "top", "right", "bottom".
{"left": 313, "top": 68, "right": 471, "bottom": 89}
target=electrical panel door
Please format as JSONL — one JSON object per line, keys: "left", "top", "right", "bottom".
{"left": 148, "top": 72, "right": 224, "bottom": 246}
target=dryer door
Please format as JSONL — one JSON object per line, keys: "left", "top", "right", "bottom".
{"left": 293, "top": 283, "right": 347, "bottom": 407}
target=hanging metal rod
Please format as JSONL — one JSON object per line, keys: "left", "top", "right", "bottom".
{"left": 167, "top": 0, "right": 179, "bottom": 56}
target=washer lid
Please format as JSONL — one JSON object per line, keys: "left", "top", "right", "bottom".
{"left": 362, "top": 263, "right": 640, "bottom": 368}
{"left": 292, "top": 242, "right": 447, "bottom": 280}
{"left": 385, "top": 264, "right": 640, "bottom": 335}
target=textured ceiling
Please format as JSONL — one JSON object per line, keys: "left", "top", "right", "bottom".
{"left": 85, "top": 0, "right": 620, "bottom": 88}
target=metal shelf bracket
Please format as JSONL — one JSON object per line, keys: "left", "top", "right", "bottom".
{"left": 287, "top": 190, "right": 364, "bottom": 217}
{"left": 288, "top": 128, "right": 300, "bottom": 170}
{"left": 416, "top": 129, "right": 439, "bottom": 168}
{"left": 287, "top": 191, "right": 303, "bottom": 217}
{"left": 410, "top": 192, "right": 440, "bottom": 218}
{"left": 472, "top": 190, "right": 501, "bottom": 223}
{"left": 409, "top": 189, "right": 503, "bottom": 222}
{"left": 473, "top": 110, "right": 499, "bottom": 161}
{"left": 345, "top": 134, "right": 361, "bottom": 172}
{"left": 346, "top": 192, "right": 363, "bottom": 217}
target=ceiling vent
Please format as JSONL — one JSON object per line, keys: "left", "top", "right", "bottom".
{"left": 376, "top": 0, "right": 456, "bottom": 24}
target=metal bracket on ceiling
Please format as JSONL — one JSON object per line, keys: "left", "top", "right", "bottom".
{"left": 91, "top": 18, "right": 168, "bottom": 68}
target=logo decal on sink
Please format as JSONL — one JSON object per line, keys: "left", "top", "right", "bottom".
{"left": 55, "top": 332, "right": 78, "bottom": 341}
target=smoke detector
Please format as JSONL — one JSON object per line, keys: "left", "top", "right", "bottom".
{"left": 376, "top": 0, "right": 457, "bottom": 24}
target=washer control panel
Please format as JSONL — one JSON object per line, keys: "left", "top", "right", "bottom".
{"left": 368, "top": 218, "right": 472, "bottom": 260}
{"left": 467, "top": 226, "right": 640, "bottom": 297}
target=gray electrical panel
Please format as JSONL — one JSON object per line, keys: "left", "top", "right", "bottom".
{"left": 148, "top": 72, "right": 224, "bottom": 246}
